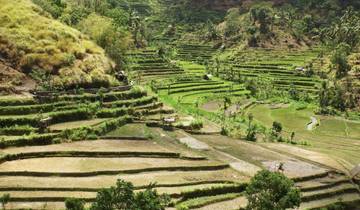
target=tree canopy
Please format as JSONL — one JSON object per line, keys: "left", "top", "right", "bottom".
{"left": 245, "top": 170, "right": 301, "bottom": 210}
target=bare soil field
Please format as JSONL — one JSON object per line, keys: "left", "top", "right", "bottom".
{"left": 194, "top": 196, "right": 247, "bottom": 210}
{"left": 0, "top": 157, "right": 219, "bottom": 173}
{"left": 201, "top": 100, "right": 222, "bottom": 112}
{"left": 262, "top": 143, "right": 347, "bottom": 172}
{"left": 49, "top": 119, "right": 109, "bottom": 131}
{"left": 2, "top": 140, "right": 170, "bottom": 155}
{"left": 7, "top": 202, "right": 66, "bottom": 210}
{"left": 192, "top": 135, "right": 332, "bottom": 179}
{"left": 0, "top": 169, "right": 245, "bottom": 189}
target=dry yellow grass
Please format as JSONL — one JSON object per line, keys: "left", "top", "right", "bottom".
{"left": 0, "top": 0, "right": 119, "bottom": 89}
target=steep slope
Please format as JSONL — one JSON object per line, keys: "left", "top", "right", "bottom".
{"left": 0, "top": 0, "right": 119, "bottom": 91}
{"left": 190, "top": 0, "right": 242, "bottom": 11}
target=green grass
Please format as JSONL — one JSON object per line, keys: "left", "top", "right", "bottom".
{"left": 217, "top": 48, "right": 323, "bottom": 93}
{"left": 247, "top": 103, "right": 360, "bottom": 165}
{"left": 176, "top": 193, "right": 241, "bottom": 209}
{"left": 105, "top": 123, "right": 153, "bottom": 138}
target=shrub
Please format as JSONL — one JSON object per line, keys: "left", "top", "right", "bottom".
{"left": 0, "top": 98, "right": 36, "bottom": 106}
{"left": 50, "top": 108, "right": 93, "bottom": 124}
{"left": 246, "top": 124, "right": 257, "bottom": 141}
{"left": 0, "top": 116, "right": 40, "bottom": 127}
{"left": 180, "top": 184, "right": 247, "bottom": 201}
{"left": 0, "top": 101, "right": 73, "bottom": 115}
{"left": 107, "top": 96, "right": 157, "bottom": 108}
{"left": 221, "top": 127, "right": 229, "bottom": 136}
{"left": 62, "top": 116, "right": 132, "bottom": 141}
{"left": 0, "top": 133, "right": 57, "bottom": 148}
{"left": 0, "top": 125, "right": 37, "bottom": 136}
{"left": 189, "top": 119, "right": 203, "bottom": 130}
{"left": 96, "top": 107, "right": 129, "bottom": 118}
{"left": 65, "top": 198, "right": 85, "bottom": 210}
{"left": 58, "top": 89, "right": 147, "bottom": 103}
{"left": 0, "top": 193, "right": 10, "bottom": 210}
{"left": 62, "top": 126, "right": 95, "bottom": 141}
{"left": 272, "top": 121, "right": 282, "bottom": 134}
{"left": 331, "top": 43, "right": 351, "bottom": 78}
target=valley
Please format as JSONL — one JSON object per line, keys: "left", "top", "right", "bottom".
{"left": 0, "top": 0, "right": 359, "bottom": 209}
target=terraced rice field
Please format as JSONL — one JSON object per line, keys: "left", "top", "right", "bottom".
{"left": 1, "top": 44, "right": 359, "bottom": 209}
{"left": 105, "top": 123, "right": 153, "bottom": 139}
{"left": 0, "top": 125, "right": 250, "bottom": 209}
{"left": 127, "top": 49, "right": 185, "bottom": 82}
{"left": 0, "top": 86, "right": 170, "bottom": 148}
{"left": 219, "top": 48, "right": 323, "bottom": 93}
{"left": 3, "top": 116, "right": 357, "bottom": 209}
{"left": 248, "top": 103, "right": 360, "bottom": 168}
{"left": 190, "top": 134, "right": 360, "bottom": 209}
{"left": 176, "top": 43, "right": 217, "bottom": 62}
{"left": 154, "top": 62, "right": 250, "bottom": 105}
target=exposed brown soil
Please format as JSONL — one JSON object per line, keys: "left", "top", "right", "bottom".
{"left": 0, "top": 60, "right": 33, "bottom": 94}
{"left": 0, "top": 157, "right": 217, "bottom": 172}
{"left": 201, "top": 100, "right": 222, "bottom": 112}
{"left": 2, "top": 140, "right": 170, "bottom": 155}
{"left": 194, "top": 196, "right": 247, "bottom": 210}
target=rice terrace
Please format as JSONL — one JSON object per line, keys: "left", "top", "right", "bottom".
{"left": 0, "top": 0, "right": 359, "bottom": 209}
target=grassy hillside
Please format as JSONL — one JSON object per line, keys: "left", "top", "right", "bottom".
{"left": 0, "top": 0, "right": 119, "bottom": 90}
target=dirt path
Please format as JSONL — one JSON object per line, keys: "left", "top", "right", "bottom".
{"left": 178, "top": 135, "right": 211, "bottom": 150}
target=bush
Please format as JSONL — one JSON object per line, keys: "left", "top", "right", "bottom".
{"left": 65, "top": 198, "right": 85, "bottom": 210}
{"left": 0, "top": 193, "right": 10, "bottom": 210}
{"left": 62, "top": 116, "right": 132, "bottom": 141}
{"left": 0, "top": 98, "right": 36, "bottom": 106}
{"left": 246, "top": 124, "right": 257, "bottom": 141}
{"left": 58, "top": 89, "right": 147, "bottom": 103}
{"left": 62, "top": 126, "right": 95, "bottom": 141}
{"left": 331, "top": 43, "right": 351, "bottom": 78}
{"left": 180, "top": 184, "right": 247, "bottom": 202}
{"left": 96, "top": 107, "right": 129, "bottom": 118}
{"left": 0, "top": 133, "right": 57, "bottom": 148}
{"left": 107, "top": 96, "right": 157, "bottom": 108}
{"left": 0, "top": 116, "right": 40, "bottom": 127}
{"left": 0, "top": 125, "right": 37, "bottom": 136}
{"left": 0, "top": 101, "right": 73, "bottom": 115}
{"left": 189, "top": 119, "right": 203, "bottom": 130}
{"left": 272, "top": 121, "right": 282, "bottom": 134}
{"left": 50, "top": 108, "right": 93, "bottom": 124}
